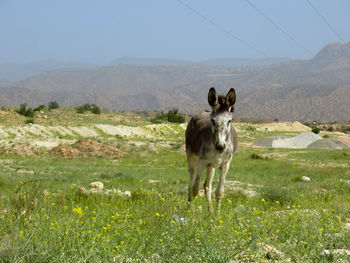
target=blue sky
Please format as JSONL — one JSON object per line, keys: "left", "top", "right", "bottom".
{"left": 1, "top": 0, "right": 349, "bottom": 64}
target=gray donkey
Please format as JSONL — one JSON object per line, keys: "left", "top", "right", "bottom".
{"left": 185, "top": 87, "right": 237, "bottom": 212}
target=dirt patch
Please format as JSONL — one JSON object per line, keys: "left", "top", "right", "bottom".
{"left": 49, "top": 139, "right": 123, "bottom": 159}
{"left": 48, "top": 145, "right": 80, "bottom": 158}
{"left": 337, "top": 137, "right": 350, "bottom": 148}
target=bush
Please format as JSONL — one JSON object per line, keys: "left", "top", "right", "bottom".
{"left": 90, "top": 105, "right": 101, "bottom": 114}
{"left": 76, "top": 106, "right": 86, "bottom": 114}
{"left": 48, "top": 101, "right": 59, "bottom": 110}
{"left": 167, "top": 109, "right": 185, "bottom": 123}
{"left": 326, "top": 126, "right": 333, "bottom": 132}
{"left": 312, "top": 127, "right": 320, "bottom": 134}
{"left": 76, "top": 104, "right": 101, "bottom": 114}
{"left": 16, "top": 104, "right": 34, "bottom": 118}
{"left": 34, "top": 105, "right": 46, "bottom": 112}
{"left": 151, "top": 109, "right": 185, "bottom": 124}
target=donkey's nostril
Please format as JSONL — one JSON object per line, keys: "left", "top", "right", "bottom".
{"left": 215, "top": 144, "right": 225, "bottom": 152}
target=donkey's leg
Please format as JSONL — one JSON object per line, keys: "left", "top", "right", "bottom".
{"left": 215, "top": 161, "right": 230, "bottom": 213}
{"left": 192, "top": 160, "right": 206, "bottom": 198}
{"left": 204, "top": 167, "right": 215, "bottom": 212}
{"left": 187, "top": 154, "right": 198, "bottom": 203}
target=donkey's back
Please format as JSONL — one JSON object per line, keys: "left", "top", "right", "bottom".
{"left": 185, "top": 110, "right": 212, "bottom": 157}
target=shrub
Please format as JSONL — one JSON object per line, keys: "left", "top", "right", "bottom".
{"left": 76, "top": 106, "right": 86, "bottom": 114}
{"left": 312, "top": 127, "right": 320, "bottom": 134}
{"left": 16, "top": 103, "right": 34, "bottom": 118}
{"left": 90, "top": 105, "right": 101, "bottom": 114}
{"left": 48, "top": 101, "right": 59, "bottom": 110}
{"left": 151, "top": 109, "right": 185, "bottom": 124}
{"left": 76, "top": 104, "right": 102, "bottom": 114}
{"left": 327, "top": 126, "right": 333, "bottom": 132}
{"left": 34, "top": 105, "right": 46, "bottom": 112}
{"left": 167, "top": 109, "right": 185, "bottom": 123}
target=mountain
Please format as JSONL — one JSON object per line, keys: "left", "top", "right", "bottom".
{"left": 110, "top": 56, "right": 290, "bottom": 67}
{"left": 1, "top": 57, "right": 288, "bottom": 83}
{"left": 200, "top": 57, "right": 290, "bottom": 67}
{"left": 109, "top": 56, "right": 192, "bottom": 66}
{"left": 0, "top": 59, "right": 96, "bottom": 83}
{"left": 0, "top": 42, "right": 349, "bottom": 122}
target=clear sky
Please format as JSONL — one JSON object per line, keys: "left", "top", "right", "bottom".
{"left": 1, "top": 0, "right": 349, "bottom": 64}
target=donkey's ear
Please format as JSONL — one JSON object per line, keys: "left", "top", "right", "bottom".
{"left": 226, "top": 88, "right": 236, "bottom": 107}
{"left": 208, "top": 87, "right": 218, "bottom": 108}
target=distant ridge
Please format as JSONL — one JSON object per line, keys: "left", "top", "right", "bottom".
{"left": 200, "top": 57, "right": 290, "bottom": 67}
{"left": 110, "top": 56, "right": 290, "bottom": 67}
{"left": 109, "top": 56, "right": 192, "bottom": 66}
{"left": 0, "top": 42, "right": 349, "bottom": 122}
{"left": 1, "top": 56, "right": 290, "bottom": 83}
{"left": 0, "top": 59, "right": 96, "bottom": 83}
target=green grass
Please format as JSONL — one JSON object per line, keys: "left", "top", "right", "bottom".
{"left": 0, "top": 146, "right": 350, "bottom": 262}
{"left": 0, "top": 110, "right": 350, "bottom": 262}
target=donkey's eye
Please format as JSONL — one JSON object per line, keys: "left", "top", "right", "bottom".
{"left": 228, "top": 120, "right": 232, "bottom": 125}
{"left": 211, "top": 119, "right": 215, "bottom": 126}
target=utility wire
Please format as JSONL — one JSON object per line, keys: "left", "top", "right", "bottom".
{"left": 176, "top": 0, "right": 267, "bottom": 57}
{"left": 306, "top": 0, "right": 344, "bottom": 43}
{"left": 244, "top": 0, "right": 312, "bottom": 55}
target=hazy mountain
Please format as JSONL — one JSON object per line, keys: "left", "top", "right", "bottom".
{"left": 110, "top": 56, "right": 290, "bottom": 67}
{"left": 200, "top": 57, "right": 290, "bottom": 67}
{"left": 0, "top": 42, "right": 349, "bottom": 122}
{"left": 0, "top": 59, "right": 96, "bottom": 83}
{"left": 109, "top": 56, "right": 192, "bottom": 66}
{"left": 1, "top": 56, "right": 289, "bottom": 83}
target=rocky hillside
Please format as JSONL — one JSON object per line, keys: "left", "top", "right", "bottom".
{"left": 0, "top": 42, "right": 349, "bottom": 122}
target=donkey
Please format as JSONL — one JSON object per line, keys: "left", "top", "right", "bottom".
{"left": 185, "top": 87, "right": 237, "bottom": 212}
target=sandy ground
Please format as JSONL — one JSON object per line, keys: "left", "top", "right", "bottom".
{"left": 96, "top": 124, "right": 152, "bottom": 138}
{"left": 337, "top": 137, "right": 350, "bottom": 148}
{"left": 236, "top": 121, "right": 310, "bottom": 132}
{"left": 0, "top": 123, "right": 182, "bottom": 153}
{"left": 272, "top": 132, "right": 322, "bottom": 148}
{"left": 70, "top": 126, "right": 99, "bottom": 137}
{"left": 255, "top": 131, "right": 349, "bottom": 149}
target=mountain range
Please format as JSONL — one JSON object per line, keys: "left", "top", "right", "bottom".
{"left": 0, "top": 42, "right": 349, "bottom": 122}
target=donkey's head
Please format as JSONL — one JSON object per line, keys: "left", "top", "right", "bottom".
{"left": 208, "top": 87, "right": 236, "bottom": 152}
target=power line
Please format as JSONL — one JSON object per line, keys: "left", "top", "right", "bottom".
{"left": 176, "top": 0, "right": 267, "bottom": 57}
{"left": 306, "top": 0, "right": 344, "bottom": 43}
{"left": 244, "top": 0, "right": 312, "bottom": 55}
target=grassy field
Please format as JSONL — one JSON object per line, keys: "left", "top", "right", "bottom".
{"left": 0, "top": 108, "right": 350, "bottom": 262}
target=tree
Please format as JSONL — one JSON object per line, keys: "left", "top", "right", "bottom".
{"left": 48, "top": 101, "right": 59, "bottom": 110}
